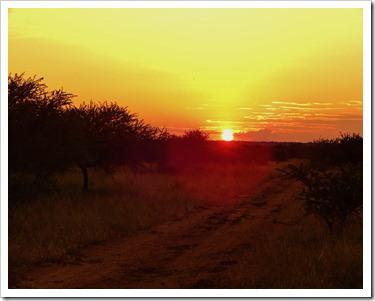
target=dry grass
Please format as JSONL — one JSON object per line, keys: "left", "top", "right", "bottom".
{"left": 10, "top": 162, "right": 362, "bottom": 289}
{"left": 174, "top": 163, "right": 273, "bottom": 205}
{"left": 236, "top": 216, "right": 363, "bottom": 289}
{"left": 9, "top": 163, "right": 271, "bottom": 268}
{"left": 9, "top": 169, "right": 195, "bottom": 267}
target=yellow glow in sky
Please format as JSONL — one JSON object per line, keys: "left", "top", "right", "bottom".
{"left": 9, "top": 8, "right": 363, "bottom": 141}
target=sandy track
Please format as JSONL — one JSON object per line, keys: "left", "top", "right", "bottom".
{"left": 16, "top": 177, "right": 300, "bottom": 289}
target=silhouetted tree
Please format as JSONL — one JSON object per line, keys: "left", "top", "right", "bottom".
{"left": 66, "top": 102, "right": 146, "bottom": 192}
{"left": 164, "top": 129, "right": 210, "bottom": 170}
{"left": 181, "top": 129, "right": 209, "bottom": 143}
{"left": 310, "top": 133, "right": 363, "bottom": 168}
{"left": 9, "top": 73, "right": 75, "bottom": 197}
{"left": 9, "top": 73, "right": 164, "bottom": 195}
{"left": 66, "top": 102, "right": 170, "bottom": 191}
{"left": 278, "top": 134, "right": 363, "bottom": 235}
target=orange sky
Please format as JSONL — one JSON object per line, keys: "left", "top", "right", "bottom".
{"left": 9, "top": 8, "right": 363, "bottom": 141}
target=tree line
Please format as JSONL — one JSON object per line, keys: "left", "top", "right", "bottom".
{"left": 9, "top": 73, "right": 363, "bottom": 214}
{"left": 9, "top": 74, "right": 169, "bottom": 194}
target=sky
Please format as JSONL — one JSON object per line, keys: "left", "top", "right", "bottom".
{"left": 9, "top": 8, "right": 363, "bottom": 141}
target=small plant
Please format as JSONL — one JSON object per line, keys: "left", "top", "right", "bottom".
{"left": 279, "top": 162, "right": 362, "bottom": 235}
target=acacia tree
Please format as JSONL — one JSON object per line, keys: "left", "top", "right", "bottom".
{"left": 9, "top": 73, "right": 75, "bottom": 190}
{"left": 66, "top": 102, "right": 165, "bottom": 191}
{"left": 66, "top": 102, "right": 139, "bottom": 191}
{"left": 9, "top": 73, "right": 166, "bottom": 195}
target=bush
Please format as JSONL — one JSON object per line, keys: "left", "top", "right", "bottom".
{"left": 272, "top": 133, "right": 363, "bottom": 166}
{"left": 279, "top": 162, "right": 362, "bottom": 234}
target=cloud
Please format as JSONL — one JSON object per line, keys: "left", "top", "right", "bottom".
{"left": 234, "top": 128, "right": 331, "bottom": 142}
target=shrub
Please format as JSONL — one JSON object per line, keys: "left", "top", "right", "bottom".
{"left": 279, "top": 162, "right": 362, "bottom": 234}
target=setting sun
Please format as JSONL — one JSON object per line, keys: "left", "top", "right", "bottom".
{"left": 222, "top": 129, "right": 234, "bottom": 142}
{"left": 5, "top": 3, "right": 366, "bottom": 292}
{"left": 8, "top": 8, "right": 363, "bottom": 142}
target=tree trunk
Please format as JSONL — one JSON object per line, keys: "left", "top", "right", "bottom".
{"left": 79, "top": 165, "right": 89, "bottom": 192}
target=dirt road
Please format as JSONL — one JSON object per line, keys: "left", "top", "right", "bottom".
{"left": 15, "top": 177, "right": 300, "bottom": 289}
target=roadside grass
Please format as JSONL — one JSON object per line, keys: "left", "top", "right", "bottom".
{"left": 9, "top": 169, "right": 195, "bottom": 268}
{"left": 247, "top": 215, "right": 362, "bottom": 288}
{"left": 10, "top": 161, "right": 362, "bottom": 289}
{"left": 9, "top": 163, "right": 272, "bottom": 270}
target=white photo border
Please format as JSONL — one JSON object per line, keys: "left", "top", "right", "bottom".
{"left": 0, "top": 0, "right": 371, "bottom": 298}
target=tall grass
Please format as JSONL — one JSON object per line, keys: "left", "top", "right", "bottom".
{"left": 9, "top": 163, "right": 271, "bottom": 269}
{"left": 240, "top": 216, "right": 362, "bottom": 288}
{"left": 9, "top": 169, "right": 195, "bottom": 267}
